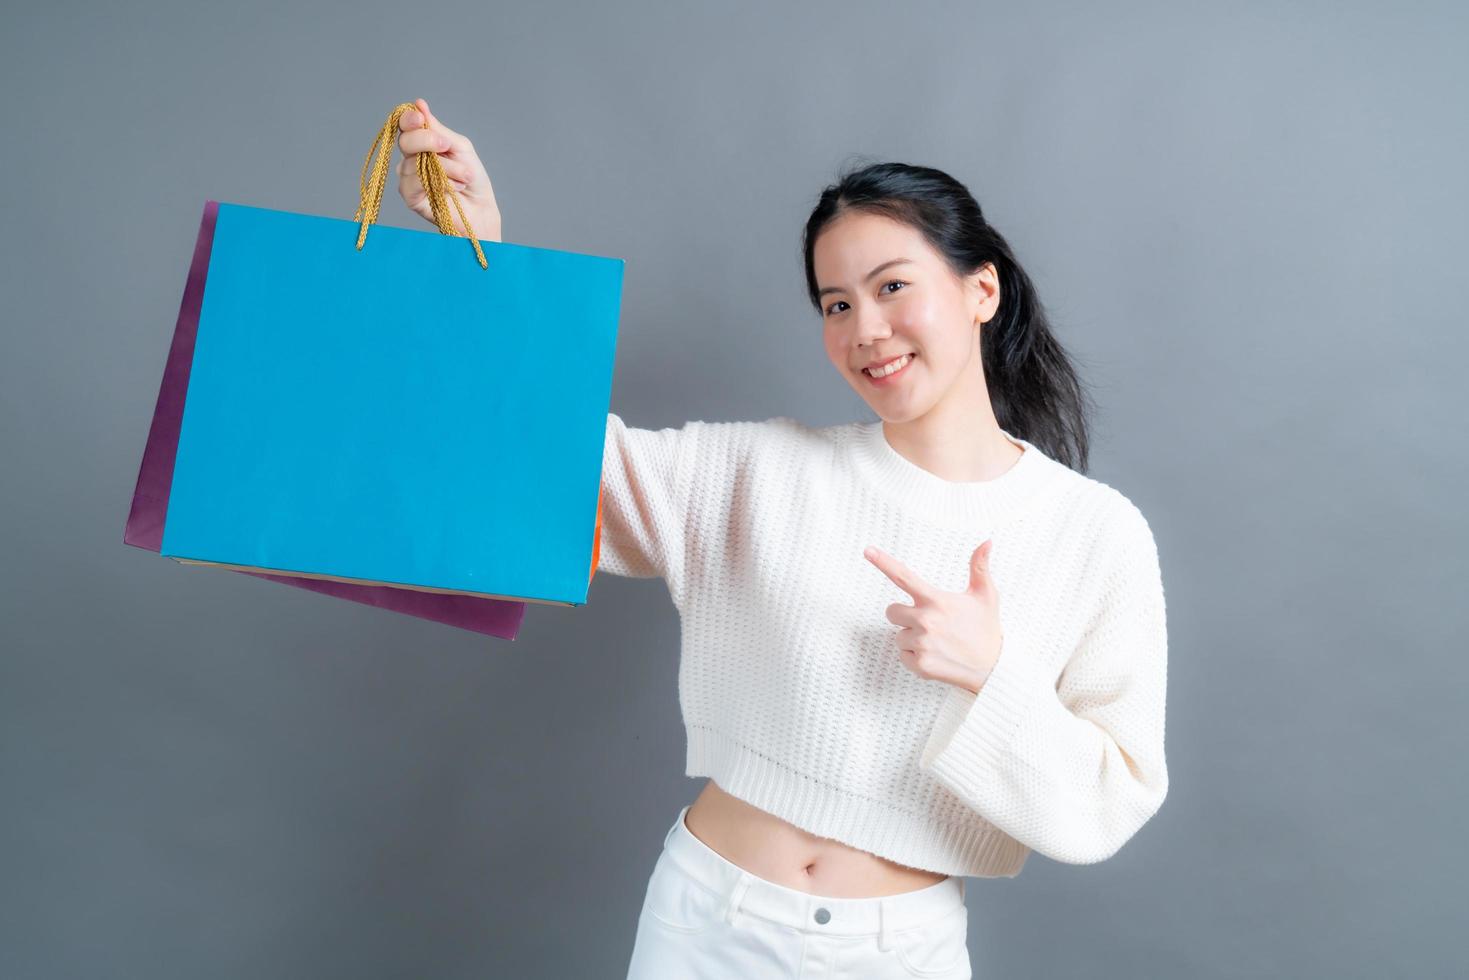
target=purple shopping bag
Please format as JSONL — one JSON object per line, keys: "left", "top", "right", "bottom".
{"left": 124, "top": 200, "right": 527, "bottom": 640}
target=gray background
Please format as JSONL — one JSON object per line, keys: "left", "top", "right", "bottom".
{"left": 3, "top": 1, "right": 1464, "bottom": 977}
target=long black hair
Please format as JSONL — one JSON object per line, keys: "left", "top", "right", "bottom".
{"left": 801, "top": 160, "right": 1095, "bottom": 472}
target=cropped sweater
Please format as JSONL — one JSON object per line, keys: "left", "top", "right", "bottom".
{"left": 596, "top": 412, "right": 1169, "bottom": 878}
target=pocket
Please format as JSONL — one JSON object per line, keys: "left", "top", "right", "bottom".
{"left": 893, "top": 905, "right": 970, "bottom": 978}
{"left": 639, "top": 852, "right": 724, "bottom": 935}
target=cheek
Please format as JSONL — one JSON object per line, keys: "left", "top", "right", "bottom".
{"left": 892, "top": 295, "right": 945, "bottom": 347}
{"left": 823, "top": 323, "right": 851, "bottom": 360}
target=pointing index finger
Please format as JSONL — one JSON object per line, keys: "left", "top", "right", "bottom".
{"left": 864, "top": 546, "right": 935, "bottom": 603}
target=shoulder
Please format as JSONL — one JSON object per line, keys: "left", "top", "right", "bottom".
{"left": 611, "top": 413, "right": 827, "bottom": 461}
{"left": 684, "top": 414, "right": 825, "bottom": 438}
{"left": 1015, "top": 443, "right": 1153, "bottom": 539}
{"left": 1074, "top": 475, "right": 1157, "bottom": 550}
{"left": 683, "top": 414, "right": 846, "bottom": 458}
{"left": 1082, "top": 486, "right": 1168, "bottom": 641}
{"left": 1030, "top": 458, "right": 1163, "bottom": 589}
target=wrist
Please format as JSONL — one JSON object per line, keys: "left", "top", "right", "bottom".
{"left": 464, "top": 210, "right": 501, "bottom": 243}
{"left": 479, "top": 210, "right": 502, "bottom": 242}
{"left": 958, "top": 637, "right": 1004, "bottom": 695}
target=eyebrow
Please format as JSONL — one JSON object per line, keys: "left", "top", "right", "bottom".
{"left": 817, "top": 259, "right": 916, "bottom": 299}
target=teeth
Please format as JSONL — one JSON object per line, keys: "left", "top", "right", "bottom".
{"left": 866, "top": 354, "right": 913, "bottom": 378}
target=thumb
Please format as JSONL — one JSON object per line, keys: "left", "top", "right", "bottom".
{"left": 403, "top": 97, "right": 469, "bottom": 151}
{"left": 399, "top": 98, "right": 439, "bottom": 133}
{"left": 967, "top": 538, "right": 995, "bottom": 593}
{"left": 398, "top": 109, "right": 426, "bottom": 134}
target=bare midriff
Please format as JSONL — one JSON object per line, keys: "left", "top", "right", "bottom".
{"left": 682, "top": 778, "right": 949, "bottom": 898}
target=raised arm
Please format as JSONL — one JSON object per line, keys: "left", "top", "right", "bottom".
{"left": 595, "top": 413, "right": 698, "bottom": 591}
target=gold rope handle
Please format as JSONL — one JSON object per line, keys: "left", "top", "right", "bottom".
{"left": 354, "top": 102, "right": 489, "bottom": 270}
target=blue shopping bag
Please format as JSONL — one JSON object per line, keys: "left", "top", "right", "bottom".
{"left": 157, "top": 114, "right": 624, "bottom": 609}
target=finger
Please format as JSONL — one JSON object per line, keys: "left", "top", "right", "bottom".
{"left": 884, "top": 602, "right": 917, "bottom": 626}
{"left": 398, "top": 127, "right": 451, "bottom": 158}
{"left": 864, "top": 546, "right": 936, "bottom": 603}
{"left": 398, "top": 107, "right": 426, "bottom": 133}
{"left": 398, "top": 167, "right": 467, "bottom": 204}
{"left": 396, "top": 148, "right": 445, "bottom": 177}
{"left": 430, "top": 158, "right": 475, "bottom": 184}
{"left": 413, "top": 98, "right": 475, "bottom": 156}
{"left": 398, "top": 173, "right": 424, "bottom": 205}
{"left": 864, "top": 546, "right": 908, "bottom": 591}
{"left": 408, "top": 151, "right": 473, "bottom": 186}
{"left": 397, "top": 152, "right": 425, "bottom": 180}
{"left": 397, "top": 101, "right": 468, "bottom": 156}
{"left": 967, "top": 538, "right": 995, "bottom": 593}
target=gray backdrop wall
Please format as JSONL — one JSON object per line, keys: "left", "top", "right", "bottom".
{"left": 3, "top": 1, "right": 1464, "bottom": 977}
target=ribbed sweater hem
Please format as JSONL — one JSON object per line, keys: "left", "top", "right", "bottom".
{"left": 685, "top": 724, "right": 1030, "bottom": 879}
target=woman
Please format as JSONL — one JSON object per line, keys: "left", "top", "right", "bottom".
{"left": 395, "top": 98, "right": 1169, "bottom": 979}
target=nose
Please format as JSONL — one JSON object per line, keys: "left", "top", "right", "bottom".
{"left": 851, "top": 306, "right": 893, "bottom": 350}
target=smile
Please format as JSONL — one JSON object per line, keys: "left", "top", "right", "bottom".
{"left": 863, "top": 353, "right": 915, "bottom": 383}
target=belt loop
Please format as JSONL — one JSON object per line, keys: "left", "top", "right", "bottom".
{"left": 665, "top": 806, "right": 688, "bottom": 849}
{"left": 877, "top": 896, "right": 894, "bottom": 952}
{"left": 723, "top": 871, "right": 754, "bottom": 927}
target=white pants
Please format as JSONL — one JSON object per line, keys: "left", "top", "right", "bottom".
{"left": 624, "top": 804, "right": 973, "bottom": 979}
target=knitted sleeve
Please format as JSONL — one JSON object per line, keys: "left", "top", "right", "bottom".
{"left": 595, "top": 412, "right": 696, "bottom": 589}
{"left": 918, "top": 501, "right": 1169, "bottom": 865}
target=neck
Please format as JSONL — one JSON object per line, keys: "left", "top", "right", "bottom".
{"left": 880, "top": 339, "right": 1021, "bottom": 483}
{"left": 881, "top": 418, "right": 1022, "bottom": 484}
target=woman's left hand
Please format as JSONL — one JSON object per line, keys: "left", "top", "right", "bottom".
{"left": 864, "top": 541, "right": 1005, "bottom": 695}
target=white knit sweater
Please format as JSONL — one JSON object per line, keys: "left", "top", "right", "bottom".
{"left": 596, "top": 412, "right": 1169, "bottom": 878}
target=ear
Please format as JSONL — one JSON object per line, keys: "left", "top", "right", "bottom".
{"left": 964, "top": 261, "right": 1000, "bottom": 325}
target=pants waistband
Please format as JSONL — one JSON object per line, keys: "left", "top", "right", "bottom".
{"left": 659, "top": 804, "right": 965, "bottom": 951}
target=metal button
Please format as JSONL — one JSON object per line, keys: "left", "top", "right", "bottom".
{"left": 814, "top": 907, "right": 831, "bottom": 924}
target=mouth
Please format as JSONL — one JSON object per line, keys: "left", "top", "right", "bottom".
{"left": 862, "top": 352, "right": 916, "bottom": 382}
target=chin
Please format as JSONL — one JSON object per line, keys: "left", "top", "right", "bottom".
{"left": 846, "top": 387, "right": 937, "bottom": 426}
{"left": 865, "top": 404, "right": 928, "bottom": 425}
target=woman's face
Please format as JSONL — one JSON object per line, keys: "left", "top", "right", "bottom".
{"left": 813, "top": 210, "right": 998, "bottom": 424}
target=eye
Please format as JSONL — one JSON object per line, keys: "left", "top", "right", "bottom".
{"left": 823, "top": 281, "right": 909, "bottom": 317}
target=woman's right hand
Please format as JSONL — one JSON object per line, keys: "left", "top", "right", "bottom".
{"left": 395, "top": 98, "right": 502, "bottom": 242}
